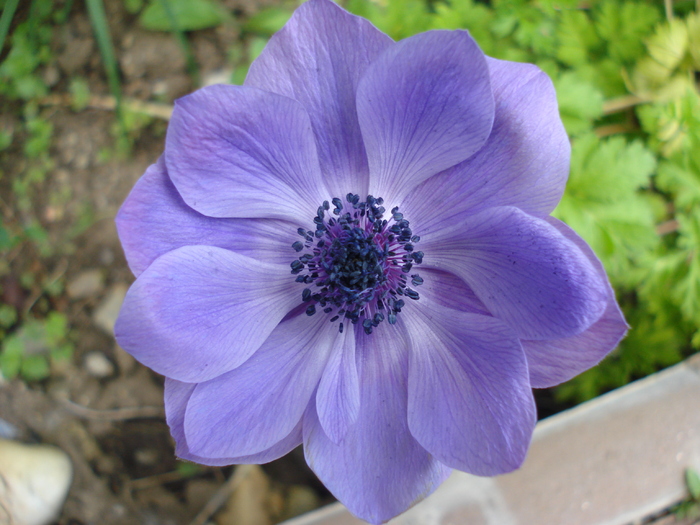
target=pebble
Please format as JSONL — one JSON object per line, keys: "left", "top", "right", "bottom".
{"left": 66, "top": 270, "right": 104, "bottom": 300}
{"left": 93, "top": 284, "right": 127, "bottom": 336}
{"left": 216, "top": 465, "right": 271, "bottom": 525}
{"left": 83, "top": 351, "right": 114, "bottom": 378}
{"left": 0, "top": 439, "right": 73, "bottom": 525}
{"left": 0, "top": 419, "right": 19, "bottom": 440}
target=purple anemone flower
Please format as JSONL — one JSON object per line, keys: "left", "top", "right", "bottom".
{"left": 114, "top": 0, "right": 627, "bottom": 522}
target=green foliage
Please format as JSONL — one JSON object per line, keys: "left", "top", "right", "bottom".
{"left": 0, "top": 312, "right": 73, "bottom": 382}
{"left": 595, "top": 1, "right": 659, "bottom": 64}
{"left": 139, "top": 0, "right": 227, "bottom": 31}
{"left": 69, "top": 77, "right": 91, "bottom": 111}
{"left": 674, "top": 468, "right": 700, "bottom": 520}
{"left": 244, "top": 7, "right": 292, "bottom": 36}
{"left": 625, "top": 14, "right": 699, "bottom": 101}
{"left": 554, "top": 133, "right": 658, "bottom": 286}
{"left": 688, "top": 468, "right": 700, "bottom": 501}
{"left": 554, "top": 73, "right": 604, "bottom": 135}
{"left": 0, "top": 12, "right": 52, "bottom": 100}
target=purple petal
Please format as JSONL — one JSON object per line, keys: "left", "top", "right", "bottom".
{"left": 116, "top": 157, "right": 299, "bottom": 277}
{"left": 357, "top": 30, "right": 494, "bottom": 204}
{"left": 421, "top": 206, "right": 608, "bottom": 340}
{"left": 401, "top": 58, "right": 569, "bottom": 232}
{"left": 246, "top": 0, "right": 392, "bottom": 197}
{"left": 165, "top": 84, "right": 327, "bottom": 222}
{"left": 164, "top": 379, "right": 302, "bottom": 466}
{"left": 404, "top": 300, "right": 536, "bottom": 474}
{"left": 184, "top": 313, "right": 338, "bottom": 458}
{"left": 419, "top": 268, "right": 490, "bottom": 316}
{"left": 303, "top": 325, "right": 451, "bottom": 525}
{"left": 523, "top": 218, "right": 628, "bottom": 388}
{"left": 315, "top": 324, "right": 359, "bottom": 444}
{"left": 115, "top": 246, "right": 298, "bottom": 383}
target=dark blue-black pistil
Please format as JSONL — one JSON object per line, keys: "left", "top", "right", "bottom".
{"left": 290, "top": 194, "right": 424, "bottom": 335}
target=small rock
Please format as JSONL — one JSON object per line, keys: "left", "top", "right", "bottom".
{"left": 83, "top": 351, "right": 114, "bottom": 378}
{"left": 0, "top": 439, "right": 73, "bottom": 525}
{"left": 41, "top": 65, "right": 60, "bottom": 87}
{"left": 202, "top": 69, "right": 233, "bottom": 87}
{"left": 66, "top": 270, "right": 104, "bottom": 300}
{"left": 0, "top": 419, "right": 19, "bottom": 440}
{"left": 93, "top": 284, "right": 127, "bottom": 336}
{"left": 99, "top": 248, "right": 114, "bottom": 266}
{"left": 216, "top": 465, "right": 272, "bottom": 525}
{"left": 134, "top": 448, "right": 159, "bottom": 466}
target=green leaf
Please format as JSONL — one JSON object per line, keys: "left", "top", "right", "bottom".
{"left": 646, "top": 18, "right": 688, "bottom": 71}
{"left": 0, "top": 304, "right": 17, "bottom": 328}
{"left": 688, "top": 13, "right": 700, "bottom": 69}
{"left": 51, "top": 343, "right": 73, "bottom": 363}
{"left": 568, "top": 135, "right": 656, "bottom": 202}
{"left": 0, "top": 0, "right": 19, "bottom": 55}
{"left": 44, "top": 312, "right": 68, "bottom": 347}
{"left": 554, "top": 72, "right": 604, "bottom": 135}
{"left": 124, "top": 0, "right": 144, "bottom": 14}
{"left": 555, "top": 10, "right": 599, "bottom": 67}
{"left": 595, "top": 0, "right": 660, "bottom": 64}
{"left": 176, "top": 461, "right": 202, "bottom": 477}
{"left": 20, "top": 355, "right": 50, "bottom": 381}
{"left": 674, "top": 213, "right": 700, "bottom": 322}
{"left": 243, "top": 7, "right": 291, "bottom": 36}
{"left": 430, "top": 0, "right": 495, "bottom": 54}
{"left": 139, "top": 0, "right": 226, "bottom": 32}
{"left": 0, "top": 348, "right": 21, "bottom": 379}
{"left": 69, "top": 77, "right": 91, "bottom": 111}
{"left": 686, "top": 468, "right": 700, "bottom": 500}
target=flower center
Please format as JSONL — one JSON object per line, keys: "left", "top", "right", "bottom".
{"left": 290, "top": 194, "right": 423, "bottom": 335}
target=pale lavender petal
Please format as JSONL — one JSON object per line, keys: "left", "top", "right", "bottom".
{"left": 184, "top": 313, "right": 338, "bottom": 458}
{"left": 357, "top": 30, "right": 493, "bottom": 204}
{"left": 315, "top": 325, "right": 359, "bottom": 444}
{"left": 246, "top": 0, "right": 392, "bottom": 197}
{"left": 418, "top": 268, "right": 490, "bottom": 316}
{"left": 401, "top": 59, "right": 569, "bottom": 232}
{"left": 404, "top": 299, "right": 536, "bottom": 474}
{"left": 164, "top": 379, "right": 302, "bottom": 466}
{"left": 523, "top": 218, "right": 628, "bottom": 388}
{"left": 421, "top": 206, "right": 608, "bottom": 340}
{"left": 114, "top": 246, "right": 298, "bottom": 383}
{"left": 116, "top": 157, "right": 298, "bottom": 277}
{"left": 165, "top": 84, "right": 327, "bottom": 222}
{"left": 303, "top": 325, "right": 451, "bottom": 525}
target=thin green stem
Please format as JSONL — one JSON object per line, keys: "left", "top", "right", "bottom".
{"left": 159, "top": 0, "right": 200, "bottom": 86}
{"left": 84, "top": 0, "right": 123, "bottom": 117}
{"left": 0, "top": 0, "right": 20, "bottom": 54}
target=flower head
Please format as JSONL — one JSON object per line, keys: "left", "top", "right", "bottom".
{"left": 114, "top": 1, "right": 627, "bottom": 522}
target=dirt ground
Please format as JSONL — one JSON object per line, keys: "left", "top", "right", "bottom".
{"left": 1, "top": 1, "right": 335, "bottom": 524}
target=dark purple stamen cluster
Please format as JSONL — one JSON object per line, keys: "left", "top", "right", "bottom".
{"left": 290, "top": 194, "right": 423, "bottom": 335}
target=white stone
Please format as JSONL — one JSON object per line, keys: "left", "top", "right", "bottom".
{"left": 83, "top": 351, "right": 114, "bottom": 378}
{"left": 93, "top": 284, "right": 127, "bottom": 336}
{"left": 66, "top": 270, "right": 104, "bottom": 300}
{"left": 0, "top": 439, "right": 73, "bottom": 525}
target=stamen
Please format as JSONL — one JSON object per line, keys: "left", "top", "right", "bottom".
{"left": 289, "top": 195, "right": 424, "bottom": 334}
